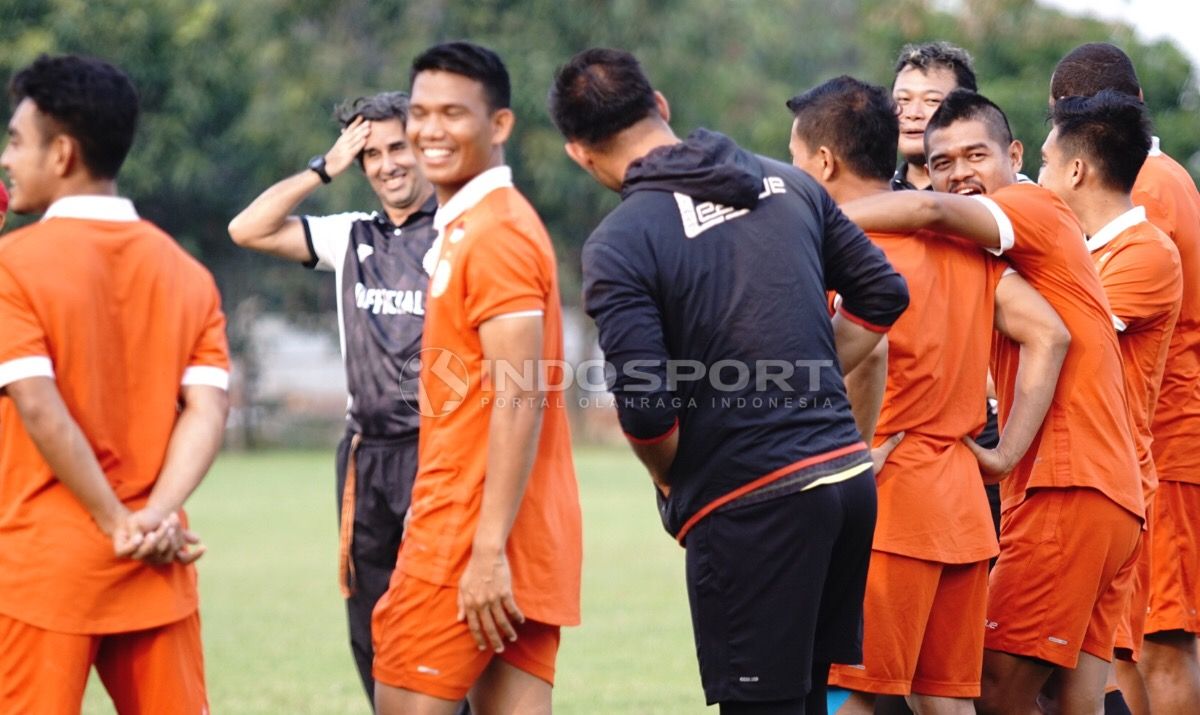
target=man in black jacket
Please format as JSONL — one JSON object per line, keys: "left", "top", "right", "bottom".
{"left": 549, "top": 48, "right": 909, "bottom": 715}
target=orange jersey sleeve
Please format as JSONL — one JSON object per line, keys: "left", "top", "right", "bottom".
{"left": 0, "top": 263, "right": 52, "bottom": 377}
{"left": 463, "top": 220, "right": 549, "bottom": 328}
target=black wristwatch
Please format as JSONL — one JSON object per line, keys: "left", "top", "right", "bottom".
{"left": 307, "top": 154, "right": 332, "bottom": 184}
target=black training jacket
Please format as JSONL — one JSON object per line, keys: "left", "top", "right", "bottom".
{"left": 582, "top": 129, "right": 909, "bottom": 541}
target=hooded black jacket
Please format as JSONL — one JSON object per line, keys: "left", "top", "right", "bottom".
{"left": 582, "top": 129, "right": 909, "bottom": 541}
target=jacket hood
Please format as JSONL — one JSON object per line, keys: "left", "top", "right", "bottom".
{"left": 620, "top": 128, "right": 763, "bottom": 209}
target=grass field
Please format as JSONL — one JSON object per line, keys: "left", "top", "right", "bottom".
{"left": 82, "top": 446, "right": 706, "bottom": 714}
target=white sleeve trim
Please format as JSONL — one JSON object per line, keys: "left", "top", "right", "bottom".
{"left": 972, "top": 196, "right": 1016, "bottom": 256}
{"left": 1111, "top": 315, "right": 1128, "bottom": 333}
{"left": 182, "top": 366, "right": 230, "bottom": 390}
{"left": 0, "top": 356, "right": 54, "bottom": 388}
{"left": 486, "top": 310, "right": 545, "bottom": 321}
{"left": 303, "top": 212, "right": 371, "bottom": 272}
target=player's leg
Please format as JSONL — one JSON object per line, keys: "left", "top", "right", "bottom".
{"left": 467, "top": 658, "right": 552, "bottom": 715}
{"left": 376, "top": 685, "right": 462, "bottom": 715}
{"left": 94, "top": 612, "right": 208, "bottom": 714}
{"left": 0, "top": 612, "right": 95, "bottom": 715}
{"left": 1052, "top": 651, "right": 1110, "bottom": 715}
{"left": 1140, "top": 631, "right": 1200, "bottom": 715}
{"left": 977, "top": 650, "right": 1050, "bottom": 715}
{"left": 1112, "top": 660, "right": 1149, "bottom": 715}
{"left": 1139, "top": 481, "right": 1200, "bottom": 714}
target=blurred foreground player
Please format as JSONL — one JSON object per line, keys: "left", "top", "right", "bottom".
{"left": 1039, "top": 90, "right": 1182, "bottom": 715}
{"left": 552, "top": 49, "right": 909, "bottom": 714}
{"left": 0, "top": 54, "right": 229, "bottom": 713}
{"left": 1052, "top": 43, "right": 1200, "bottom": 715}
{"left": 372, "top": 42, "right": 582, "bottom": 715}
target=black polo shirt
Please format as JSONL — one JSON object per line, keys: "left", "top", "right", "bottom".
{"left": 301, "top": 196, "right": 438, "bottom": 437}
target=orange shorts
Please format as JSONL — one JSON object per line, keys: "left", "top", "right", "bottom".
{"left": 985, "top": 487, "right": 1141, "bottom": 668}
{"left": 1146, "top": 480, "right": 1200, "bottom": 635}
{"left": 1114, "top": 499, "right": 1152, "bottom": 662}
{"left": 0, "top": 611, "right": 207, "bottom": 715}
{"left": 372, "top": 572, "right": 560, "bottom": 701}
{"left": 829, "top": 552, "right": 989, "bottom": 698}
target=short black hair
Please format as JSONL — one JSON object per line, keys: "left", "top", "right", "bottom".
{"left": 410, "top": 41, "right": 510, "bottom": 111}
{"left": 926, "top": 89, "right": 1014, "bottom": 149}
{"left": 548, "top": 48, "right": 658, "bottom": 147}
{"left": 893, "top": 41, "right": 977, "bottom": 92}
{"left": 333, "top": 91, "right": 411, "bottom": 168}
{"left": 333, "top": 91, "right": 410, "bottom": 128}
{"left": 1050, "top": 43, "right": 1141, "bottom": 101}
{"left": 9, "top": 54, "right": 138, "bottom": 179}
{"left": 1051, "top": 90, "right": 1151, "bottom": 193}
{"left": 787, "top": 76, "right": 898, "bottom": 182}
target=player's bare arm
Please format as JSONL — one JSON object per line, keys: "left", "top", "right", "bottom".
{"left": 843, "top": 335, "right": 887, "bottom": 444}
{"left": 459, "top": 313, "right": 544, "bottom": 653}
{"left": 227, "top": 116, "right": 371, "bottom": 261}
{"left": 127, "top": 383, "right": 229, "bottom": 564}
{"left": 4, "top": 376, "right": 134, "bottom": 550}
{"left": 838, "top": 332, "right": 904, "bottom": 472}
{"left": 841, "top": 190, "right": 1004, "bottom": 249}
{"left": 966, "top": 273, "right": 1070, "bottom": 479}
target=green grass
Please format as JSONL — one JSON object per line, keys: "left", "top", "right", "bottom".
{"left": 82, "top": 446, "right": 704, "bottom": 714}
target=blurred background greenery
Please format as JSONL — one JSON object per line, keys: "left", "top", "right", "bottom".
{"left": 3, "top": 0, "right": 1196, "bottom": 312}
{"left": 2, "top": 0, "right": 1197, "bottom": 446}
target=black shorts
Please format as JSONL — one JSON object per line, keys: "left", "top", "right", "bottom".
{"left": 685, "top": 470, "right": 877, "bottom": 705}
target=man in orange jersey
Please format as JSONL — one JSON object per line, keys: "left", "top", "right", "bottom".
{"left": 370, "top": 42, "right": 582, "bottom": 715}
{"left": 841, "top": 90, "right": 1144, "bottom": 715}
{"left": 1039, "top": 90, "right": 1183, "bottom": 714}
{"left": 790, "top": 76, "right": 1069, "bottom": 715}
{"left": 1050, "top": 43, "right": 1200, "bottom": 715}
{"left": 0, "top": 54, "right": 229, "bottom": 713}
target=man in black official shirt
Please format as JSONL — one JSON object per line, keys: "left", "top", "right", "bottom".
{"left": 228, "top": 91, "right": 437, "bottom": 705}
{"left": 890, "top": 42, "right": 977, "bottom": 192}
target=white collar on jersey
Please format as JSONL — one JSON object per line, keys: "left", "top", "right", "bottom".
{"left": 1150, "top": 136, "right": 1162, "bottom": 157}
{"left": 1086, "top": 205, "right": 1147, "bottom": 253}
{"left": 42, "top": 195, "right": 138, "bottom": 222}
{"left": 433, "top": 166, "right": 513, "bottom": 232}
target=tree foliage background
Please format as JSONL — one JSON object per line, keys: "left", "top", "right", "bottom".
{"left": 2, "top": 0, "right": 1198, "bottom": 318}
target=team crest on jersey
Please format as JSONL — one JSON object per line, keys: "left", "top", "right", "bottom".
{"left": 356, "top": 244, "right": 375, "bottom": 262}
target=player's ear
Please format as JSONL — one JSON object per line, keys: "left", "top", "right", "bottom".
{"left": 48, "top": 133, "right": 76, "bottom": 179}
{"left": 564, "top": 142, "right": 591, "bottom": 171}
{"left": 1008, "top": 139, "right": 1024, "bottom": 175}
{"left": 654, "top": 91, "right": 670, "bottom": 123}
{"left": 1070, "top": 157, "right": 1086, "bottom": 189}
{"left": 489, "top": 107, "right": 515, "bottom": 146}
{"left": 817, "top": 146, "right": 837, "bottom": 182}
